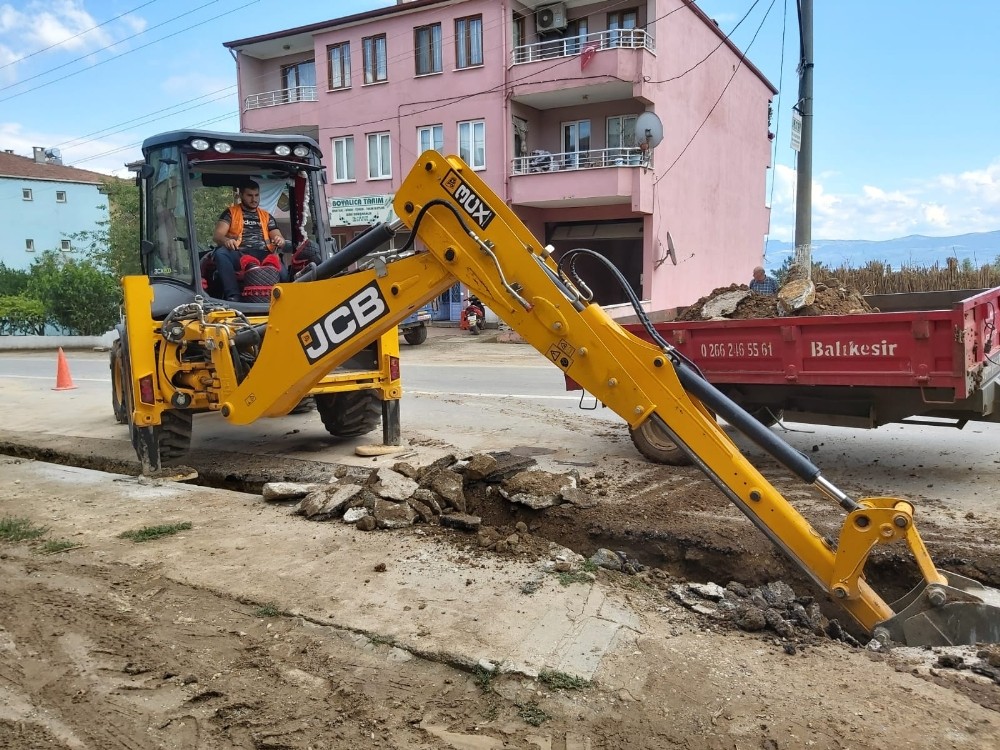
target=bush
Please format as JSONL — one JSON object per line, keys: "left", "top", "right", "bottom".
{"left": 0, "top": 262, "right": 30, "bottom": 297}
{"left": 0, "top": 296, "right": 48, "bottom": 335}
{"left": 26, "top": 252, "right": 120, "bottom": 335}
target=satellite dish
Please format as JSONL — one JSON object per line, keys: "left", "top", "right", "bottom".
{"left": 634, "top": 112, "right": 664, "bottom": 149}
{"left": 665, "top": 231, "right": 677, "bottom": 265}
{"left": 44, "top": 147, "right": 61, "bottom": 160}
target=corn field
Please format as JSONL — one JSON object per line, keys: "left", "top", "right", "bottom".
{"left": 775, "top": 257, "right": 1000, "bottom": 295}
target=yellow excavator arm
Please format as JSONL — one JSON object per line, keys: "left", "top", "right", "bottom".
{"left": 208, "top": 152, "right": 1000, "bottom": 645}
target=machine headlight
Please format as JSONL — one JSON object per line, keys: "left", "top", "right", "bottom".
{"left": 213, "top": 141, "right": 232, "bottom": 153}
{"left": 292, "top": 145, "right": 309, "bottom": 157}
{"left": 274, "top": 144, "right": 291, "bottom": 156}
{"left": 190, "top": 139, "right": 210, "bottom": 151}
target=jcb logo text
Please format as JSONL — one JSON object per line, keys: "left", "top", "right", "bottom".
{"left": 441, "top": 170, "right": 495, "bottom": 230}
{"left": 298, "top": 282, "right": 389, "bottom": 364}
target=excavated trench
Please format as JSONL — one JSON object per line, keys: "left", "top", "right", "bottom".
{"left": 5, "top": 438, "right": 984, "bottom": 621}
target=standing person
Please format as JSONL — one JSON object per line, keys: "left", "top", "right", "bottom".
{"left": 212, "top": 180, "right": 286, "bottom": 301}
{"left": 749, "top": 266, "right": 778, "bottom": 295}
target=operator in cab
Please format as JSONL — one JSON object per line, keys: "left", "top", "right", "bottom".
{"left": 212, "top": 180, "right": 286, "bottom": 301}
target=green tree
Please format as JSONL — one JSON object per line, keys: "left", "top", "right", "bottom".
{"left": 0, "top": 295, "right": 48, "bottom": 335}
{"left": 69, "top": 177, "right": 142, "bottom": 279}
{"left": 26, "top": 252, "right": 119, "bottom": 335}
{"left": 0, "top": 262, "right": 30, "bottom": 296}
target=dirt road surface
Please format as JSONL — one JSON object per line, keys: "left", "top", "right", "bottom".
{"left": 2, "top": 332, "right": 1000, "bottom": 747}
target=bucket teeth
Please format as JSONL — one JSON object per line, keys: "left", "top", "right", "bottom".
{"left": 880, "top": 571, "right": 1000, "bottom": 646}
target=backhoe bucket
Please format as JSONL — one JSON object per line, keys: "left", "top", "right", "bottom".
{"left": 880, "top": 571, "right": 1000, "bottom": 646}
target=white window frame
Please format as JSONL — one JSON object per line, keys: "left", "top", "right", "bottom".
{"left": 56, "top": 190, "right": 67, "bottom": 203}
{"left": 561, "top": 119, "right": 591, "bottom": 169}
{"left": 367, "top": 132, "right": 392, "bottom": 180}
{"left": 22, "top": 188, "right": 33, "bottom": 200}
{"left": 60, "top": 239, "right": 72, "bottom": 251}
{"left": 458, "top": 119, "right": 486, "bottom": 171}
{"left": 25, "top": 238, "right": 35, "bottom": 252}
{"left": 332, "top": 136, "right": 355, "bottom": 182}
{"left": 417, "top": 124, "right": 444, "bottom": 154}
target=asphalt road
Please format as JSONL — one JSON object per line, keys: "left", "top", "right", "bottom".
{"left": 0, "top": 334, "right": 998, "bottom": 517}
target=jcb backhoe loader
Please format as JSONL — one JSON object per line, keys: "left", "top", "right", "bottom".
{"left": 120, "top": 141, "right": 1000, "bottom": 646}
{"left": 112, "top": 130, "right": 402, "bottom": 471}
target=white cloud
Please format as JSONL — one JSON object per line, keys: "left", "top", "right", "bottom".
{"left": 0, "top": 121, "right": 140, "bottom": 176}
{"left": 768, "top": 158, "right": 1000, "bottom": 241}
{"left": 28, "top": 0, "right": 112, "bottom": 51}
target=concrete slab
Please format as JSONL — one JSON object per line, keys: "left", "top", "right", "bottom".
{"left": 0, "top": 457, "right": 642, "bottom": 681}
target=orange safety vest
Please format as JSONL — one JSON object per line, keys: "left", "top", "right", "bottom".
{"left": 226, "top": 204, "right": 274, "bottom": 249}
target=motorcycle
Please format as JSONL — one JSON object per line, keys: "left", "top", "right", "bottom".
{"left": 461, "top": 296, "right": 485, "bottom": 335}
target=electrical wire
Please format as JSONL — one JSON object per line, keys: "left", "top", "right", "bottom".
{"left": 654, "top": 0, "right": 777, "bottom": 186}
{"left": 0, "top": 0, "right": 162, "bottom": 71}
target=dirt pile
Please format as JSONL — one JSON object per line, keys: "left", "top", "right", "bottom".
{"left": 678, "top": 279, "right": 875, "bottom": 321}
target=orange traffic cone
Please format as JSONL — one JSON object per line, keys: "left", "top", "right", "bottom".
{"left": 53, "top": 347, "right": 77, "bottom": 391}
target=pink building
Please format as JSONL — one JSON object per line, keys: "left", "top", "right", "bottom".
{"left": 224, "top": 0, "right": 776, "bottom": 320}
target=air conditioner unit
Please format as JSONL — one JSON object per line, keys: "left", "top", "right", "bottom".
{"left": 536, "top": 3, "right": 568, "bottom": 34}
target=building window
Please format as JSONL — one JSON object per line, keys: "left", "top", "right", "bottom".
{"left": 455, "top": 15, "right": 483, "bottom": 68}
{"left": 414, "top": 23, "right": 442, "bottom": 76}
{"left": 561, "top": 119, "right": 591, "bottom": 168}
{"left": 22, "top": 188, "right": 32, "bottom": 200}
{"left": 25, "top": 239, "right": 35, "bottom": 252}
{"left": 281, "top": 59, "right": 316, "bottom": 101}
{"left": 607, "top": 114, "right": 638, "bottom": 157}
{"left": 458, "top": 120, "right": 486, "bottom": 170}
{"left": 56, "top": 190, "right": 67, "bottom": 202}
{"left": 332, "top": 136, "right": 355, "bottom": 182}
{"left": 363, "top": 34, "right": 387, "bottom": 84}
{"left": 417, "top": 124, "right": 444, "bottom": 154}
{"left": 327, "top": 42, "right": 351, "bottom": 90}
{"left": 332, "top": 232, "right": 349, "bottom": 251}
{"left": 608, "top": 9, "right": 639, "bottom": 46}
{"left": 60, "top": 239, "right": 72, "bottom": 251}
{"left": 512, "top": 12, "right": 525, "bottom": 49}
{"left": 367, "top": 132, "right": 391, "bottom": 179}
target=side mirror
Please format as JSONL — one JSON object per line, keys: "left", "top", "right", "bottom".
{"left": 139, "top": 163, "right": 155, "bottom": 180}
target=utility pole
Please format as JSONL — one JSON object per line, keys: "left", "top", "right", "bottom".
{"left": 793, "top": 0, "right": 813, "bottom": 275}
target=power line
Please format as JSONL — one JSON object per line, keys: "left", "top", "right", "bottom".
{"left": 654, "top": 0, "right": 778, "bottom": 186}
{"left": 0, "top": 0, "right": 162, "bottom": 71}
{"left": 0, "top": 0, "right": 230, "bottom": 97}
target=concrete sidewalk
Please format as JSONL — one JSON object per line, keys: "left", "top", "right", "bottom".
{"left": 0, "top": 457, "right": 643, "bottom": 682}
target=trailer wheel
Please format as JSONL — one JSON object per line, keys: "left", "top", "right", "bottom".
{"left": 315, "top": 390, "right": 382, "bottom": 438}
{"left": 629, "top": 418, "right": 693, "bottom": 466}
{"left": 748, "top": 406, "right": 783, "bottom": 427}
{"left": 403, "top": 325, "right": 428, "bottom": 345}
{"left": 110, "top": 338, "right": 128, "bottom": 425}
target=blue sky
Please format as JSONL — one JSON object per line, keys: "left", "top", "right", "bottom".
{"left": 1, "top": 0, "right": 997, "bottom": 243}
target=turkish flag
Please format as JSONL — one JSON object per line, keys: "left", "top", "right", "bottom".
{"left": 580, "top": 43, "right": 598, "bottom": 70}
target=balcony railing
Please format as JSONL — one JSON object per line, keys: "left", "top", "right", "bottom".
{"left": 512, "top": 147, "right": 650, "bottom": 175}
{"left": 244, "top": 86, "right": 317, "bottom": 111}
{"left": 511, "top": 28, "right": 654, "bottom": 65}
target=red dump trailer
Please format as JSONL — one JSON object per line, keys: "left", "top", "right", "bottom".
{"left": 621, "top": 286, "right": 1000, "bottom": 429}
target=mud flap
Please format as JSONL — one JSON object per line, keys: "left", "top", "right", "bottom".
{"left": 879, "top": 571, "right": 1000, "bottom": 646}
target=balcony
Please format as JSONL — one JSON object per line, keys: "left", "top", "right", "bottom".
{"left": 244, "top": 86, "right": 317, "bottom": 111}
{"left": 511, "top": 29, "right": 655, "bottom": 66}
{"left": 509, "top": 30, "right": 655, "bottom": 109}
{"left": 509, "top": 147, "right": 654, "bottom": 212}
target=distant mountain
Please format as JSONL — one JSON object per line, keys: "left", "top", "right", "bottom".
{"left": 764, "top": 230, "right": 1000, "bottom": 272}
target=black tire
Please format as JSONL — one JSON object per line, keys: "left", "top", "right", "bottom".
{"left": 403, "top": 325, "right": 428, "bottom": 345}
{"left": 289, "top": 395, "right": 317, "bottom": 415}
{"left": 159, "top": 410, "right": 193, "bottom": 462}
{"left": 315, "top": 390, "right": 382, "bottom": 438}
{"left": 470, "top": 323, "right": 481, "bottom": 335}
{"left": 110, "top": 338, "right": 128, "bottom": 425}
{"left": 747, "top": 405, "right": 784, "bottom": 427}
{"left": 629, "top": 417, "right": 693, "bottom": 466}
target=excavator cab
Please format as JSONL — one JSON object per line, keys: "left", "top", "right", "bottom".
{"left": 111, "top": 130, "right": 402, "bottom": 472}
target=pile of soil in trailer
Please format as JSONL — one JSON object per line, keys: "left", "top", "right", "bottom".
{"left": 678, "top": 280, "right": 874, "bottom": 321}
